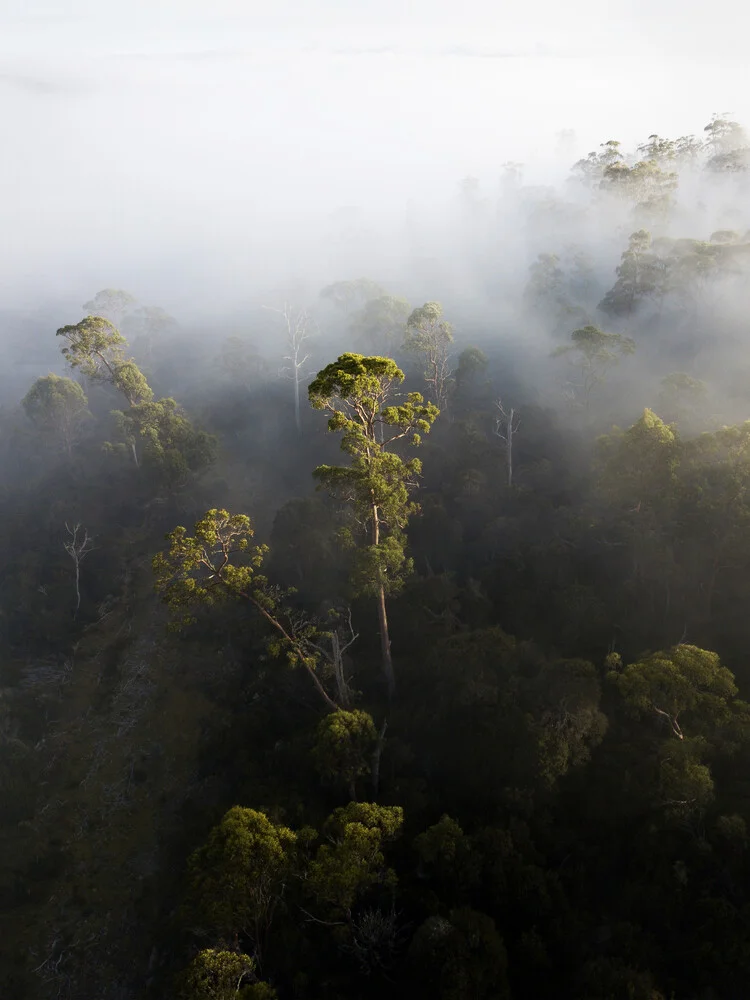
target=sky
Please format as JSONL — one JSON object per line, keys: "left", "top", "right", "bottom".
{"left": 1, "top": 0, "right": 749, "bottom": 310}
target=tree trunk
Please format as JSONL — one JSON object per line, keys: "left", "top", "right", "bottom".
{"left": 372, "top": 503, "right": 395, "bottom": 700}
{"left": 377, "top": 584, "right": 395, "bottom": 700}
{"left": 73, "top": 559, "right": 81, "bottom": 619}
{"left": 294, "top": 367, "right": 301, "bottom": 434}
{"left": 371, "top": 718, "right": 388, "bottom": 799}
{"left": 331, "top": 632, "right": 351, "bottom": 708}
{"left": 507, "top": 408, "right": 514, "bottom": 487}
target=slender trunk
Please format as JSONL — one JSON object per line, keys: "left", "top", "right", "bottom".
{"left": 372, "top": 503, "right": 395, "bottom": 699}
{"left": 73, "top": 560, "right": 81, "bottom": 619}
{"left": 331, "top": 632, "right": 351, "bottom": 708}
{"left": 507, "top": 408, "right": 514, "bottom": 487}
{"left": 377, "top": 585, "right": 395, "bottom": 700}
{"left": 131, "top": 441, "right": 139, "bottom": 467}
{"left": 371, "top": 718, "right": 388, "bottom": 799}
{"left": 244, "top": 591, "right": 339, "bottom": 711}
{"left": 294, "top": 367, "right": 301, "bottom": 434}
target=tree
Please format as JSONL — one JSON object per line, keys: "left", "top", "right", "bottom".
{"left": 263, "top": 303, "right": 315, "bottom": 434}
{"left": 82, "top": 288, "right": 137, "bottom": 326}
{"left": 598, "top": 230, "right": 667, "bottom": 316}
{"left": 657, "top": 372, "right": 708, "bottom": 430}
{"left": 63, "top": 522, "right": 94, "bottom": 619}
{"left": 109, "top": 397, "right": 216, "bottom": 485}
{"left": 319, "top": 278, "right": 385, "bottom": 315}
{"left": 56, "top": 316, "right": 153, "bottom": 406}
{"left": 186, "top": 807, "right": 296, "bottom": 963}
{"left": 179, "top": 949, "right": 277, "bottom": 1000}
{"left": 217, "top": 336, "right": 266, "bottom": 385}
{"left": 551, "top": 325, "right": 635, "bottom": 412}
{"left": 493, "top": 399, "right": 521, "bottom": 487}
{"left": 403, "top": 302, "right": 454, "bottom": 410}
{"left": 306, "top": 802, "right": 403, "bottom": 919}
{"left": 313, "top": 709, "right": 377, "bottom": 800}
{"left": 153, "top": 509, "right": 340, "bottom": 710}
{"left": 123, "top": 305, "right": 178, "bottom": 360}
{"left": 308, "top": 354, "right": 439, "bottom": 698}
{"left": 609, "top": 644, "right": 738, "bottom": 742}
{"left": 22, "top": 374, "right": 90, "bottom": 456}
{"left": 349, "top": 295, "right": 410, "bottom": 355}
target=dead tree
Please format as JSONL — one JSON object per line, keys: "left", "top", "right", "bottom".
{"left": 493, "top": 399, "right": 521, "bottom": 487}
{"left": 63, "top": 523, "right": 94, "bottom": 618}
{"left": 264, "top": 302, "right": 315, "bottom": 434}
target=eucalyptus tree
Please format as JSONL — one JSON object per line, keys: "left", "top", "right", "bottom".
{"left": 319, "top": 278, "right": 385, "bottom": 315}
{"left": 551, "top": 325, "right": 635, "bottom": 413}
{"left": 308, "top": 353, "right": 438, "bottom": 698}
{"left": 493, "top": 399, "right": 521, "bottom": 487}
{"left": 598, "top": 230, "right": 667, "bottom": 316}
{"left": 263, "top": 302, "right": 315, "bottom": 434}
{"left": 56, "top": 316, "right": 152, "bottom": 407}
{"left": 349, "top": 294, "right": 411, "bottom": 355}
{"left": 22, "top": 374, "right": 90, "bottom": 456}
{"left": 153, "top": 508, "right": 343, "bottom": 710}
{"left": 63, "top": 522, "right": 94, "bottom": 619}
{"left": 81, "top": 288, "right": 137, "bottom": 326}
{"left": 403, "top": 302, "right": 454, "bottom": 410}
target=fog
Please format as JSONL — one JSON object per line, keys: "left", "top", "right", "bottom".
{"left": 3, "top": 0, "right": 750, "bottom": 315}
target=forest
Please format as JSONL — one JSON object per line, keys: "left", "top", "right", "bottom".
{"left": 2, "top": 113, "right": 750, "bottom": 1000}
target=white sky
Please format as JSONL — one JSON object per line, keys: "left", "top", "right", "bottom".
{"left": 1, "top": 0, "right": 749, "bottom": 307}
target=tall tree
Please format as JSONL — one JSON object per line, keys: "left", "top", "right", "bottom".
{"left": 598, "top": 230, "right": 667, "bottom": 316}
{"left": 56, "top": 316, "right": 153, "bottom": 406}
{"left": 403, "top": 302, "right": 454, "bottom": 410}
{"left": 308, "top": 354, "right": 438, "bottom": 698}
{"left": 63, "top": 522, "right": 94, "bottom": 619}
{"left": 264, "top": 303, "right": 315, "bottom": 434}
{"left": 551, "top": 325, "right": 635, "bottom": 412}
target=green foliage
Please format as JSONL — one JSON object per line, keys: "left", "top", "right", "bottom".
{"left": 404, "top": 301, "right": 454, "bottom": 407}
{"left": 349, "top": 294, "right": 411, "bottom": 354}
{"left": 56, "top": 316, "right": 153, "bottom": 405}
{"left": 552, "top": 324, "right": 635, "bottom": 409}
{"left": 22, "top": 374, "right": 90, "bottom": 454}
{"left": 110, "top": 397, "right": 216, "bottom": 486}
{"left": 313, "top": 709, "right": 377, "bottom": 797}
{"left": 609, "top": 644, "right": 738, "bottom": 742}
{"left": 178, "top": 949, "right": 277, "bottom": 1000}
{"left": 186, "top": 807, "right": 296, "bottom": 948}
{"left": 599, "top": 230, "right": 667, "bottom": 316}
{"left": 307, "top": 802, "right": 403, "bottom": 917}
{"left": 153, "top": 509, "right": 340, "bottom": 707}
{"left": 309, "top": 353, "right": 438, "bottom": 691}
{"left": 153, "top": 509, "right": 269, "bottom": 626}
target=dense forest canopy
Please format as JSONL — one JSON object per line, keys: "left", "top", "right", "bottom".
{"left": 3, "top": 114, "right": 750, "bottom": 999}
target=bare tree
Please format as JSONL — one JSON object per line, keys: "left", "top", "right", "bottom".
{"left": 264, "top": 303, "right": 315, "bottom": 434}
{"left": 493, "top": 399, "right": 521, "bottom": 487}
{"left": 63, "top": 523, "right": 94, "bottom": 618}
